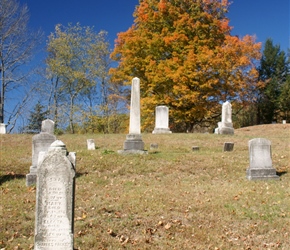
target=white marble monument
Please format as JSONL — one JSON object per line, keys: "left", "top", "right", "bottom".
{"left": 118, "top": 77, "right": 147, "bottom": 154}
{"left": 215, "top": 101, "right": 234, "bottom": 135}
{"left": 152, "top": 105, "right": 172, "bottom": 134}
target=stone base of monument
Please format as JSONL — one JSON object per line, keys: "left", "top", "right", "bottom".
{"left": 152, "top": 128, "right": 172, "bottom": 134}
{"left": 215, "top": 122, "right": 234, "bottom": 135}
{"left": 118, "top": 134, "right": 148, "bottom": 154}
{"left": 246, "top": 168, "right": 279, "bottom": 180}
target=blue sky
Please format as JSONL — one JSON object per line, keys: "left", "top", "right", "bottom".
{"left": 6, "top": 0, "right": 290, "bottom": 131}
{"left": 20, "top": 0, "right": 289, "bottom": 52}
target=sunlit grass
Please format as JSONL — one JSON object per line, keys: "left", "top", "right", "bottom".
{"left": 1, "top": 124, "right": 290, "bottom": 249}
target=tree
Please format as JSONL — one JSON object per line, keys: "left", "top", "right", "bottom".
{"left": 110, "top": 0, "right": 262, "bottom": 131}
{"left": 24, "top": 101, "right": 49, "bottom": 133}
{"left": 0, "top": 0, "right": 42, "bottom": 129}
{"left": 46, "top": 24, "right": 110, "bottom": 133}
{"left": 257, "top": 39, "right": 288, "bottom": 123}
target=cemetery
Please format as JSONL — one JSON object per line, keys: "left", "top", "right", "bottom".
{"left": 1, "top": 122, "right": 290, "bottom": 249}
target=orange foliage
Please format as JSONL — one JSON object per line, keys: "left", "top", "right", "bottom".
{"left": 110, "top": 0, "right": 262, "bottom": 131}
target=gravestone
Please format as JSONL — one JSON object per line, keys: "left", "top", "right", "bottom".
{"left": 215, "top": 101, "right": 234, "bottom": 135}
{"left": 87, "top": 139, "right": 95, "bottom": 150}
{"left": 34, "top": 140, "right": 76, "bottom": 249}
{"left": 152, "top": 106, "right": 172, "bottom": 134}
{"left": 246, "top": 138, "right": 279, "bottom": 180}
{"left": 192, "top": 146, "right": 200, "bottom": 151}
{"left": 223, "top": 142, "right": 234, "bottom": 152}
{"left": 26, "top": 119, "right": 56, "bottom": 186}
{"left": 150, "top": 143, "right": 158, "bottom": 150}
{"left": 0, "top": 123, "right": 6, "bottom": 134}
{"left": 118, "top": 77, "right": 147, "bottom": 154}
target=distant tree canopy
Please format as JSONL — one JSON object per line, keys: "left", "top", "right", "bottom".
{"left": 257, "top": 38, "right": 289, "bottom": 123}
{"left": 24, "top": 102, "right": 49, "bottom": 133}
{"left": 110, "top": 0, "right": 262, "bottom": 132}
{"left": 46, "top": 23, "right": 111, "bottom": 133}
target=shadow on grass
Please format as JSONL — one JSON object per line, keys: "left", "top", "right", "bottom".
{"left": 0, "top": 173, "right": 26, "bottom": 186}
{"left": 277, "top": 170, "right": 287, "bottom": 177}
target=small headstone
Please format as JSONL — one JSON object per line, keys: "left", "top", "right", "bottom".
{"left": 223, "top": 142, "right": 234, "bottom": 152}
{"left": 34, "top": 140, "right": 76, "bottom": 249}
{"left": 152, "top": 106, "right": 172, "bottom": 134}
{"left": 246, "top": 138, "right": 279, "bottom": 180}
{"left": 26, "top": 119, "right": 56, "bottom": 186}
{"left": 215, "top": 101, "right": 234, "bottom": 135}
{"left": 192, "top": 146, "right": 200, "bottom": 151}
{"left": 282, "top": 120, "right": 286, "bottom": 124}
{"left": 0, "top": 123, "right": 6, "bottom": 134}
{"left": 87, "top": 139, "right": 95, "bottom": 150}
{"left": 119, "top": 77, "right": 147, "bottom": 154}
{"left": 150, "top": 143, "right": 158, "bottom": 150}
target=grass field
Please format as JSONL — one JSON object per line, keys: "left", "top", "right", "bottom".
{"left": 1, "top": 124, "right": 290, "bottom": 249}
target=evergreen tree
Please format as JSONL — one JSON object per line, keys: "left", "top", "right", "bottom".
{"left": 257, "top": 39, "right": 288, "bottom": 123}
{"left": 25, "top": 102, "right": 49, "bottom": 133}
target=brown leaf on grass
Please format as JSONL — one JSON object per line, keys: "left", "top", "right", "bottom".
{"left": 164, "top": 223, "right": 172, "bottom": 230}
{"left": 107, "top": 229, "right": 117, "bottom": 237}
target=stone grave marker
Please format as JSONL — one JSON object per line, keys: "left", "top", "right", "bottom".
{"left": 223, "top": 142, "right": 234, "bottom": 152}
{"left": 118, "top": 77, "right": 147, "bottom": 154}
{"left": 152, "top": 106, "right": 172, "bottom": 134}
{"left": 0, "top": 123, "right": 6, "bottom": 134}
{"left": 215, "top": 101, "right": 234, "bottom": 135}
{"left": 150, "top": 143, "right": 159, "bottom": 151}
{"left": 87, "top": 139, "right": 95, "bottom": 150}
{"left": 26, "top": 119, "right": 56, "bottom": 186}
{"left": 34, "top": 140, "right": 76, "bottom": 249}
{"left": 246, "top": 138, "right": 279, "bottom": 180}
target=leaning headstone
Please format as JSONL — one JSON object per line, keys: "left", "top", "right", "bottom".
{"left": 0, "top": 123, "right": 6, "bottom": 134}
{"left": 215, "top": 101, "right": 234, "bottom": 135}
{"left": 223, "top": 142, "right": 234, "bottom": 152}
{"left": 152, "top": 106, "right": 172, "bottom": 134}
{"left": 118, "top": 77, "right": 147, "bottom": 154}
{"left": 34, "top": 140, "right": 76, "bottom": 249}
{"left": 26, "top": 119, "right": 56, "bottom": 186}
{"left": 246, "top": 138, "right": 279, "bottom": 180}
{"left": 87, "top": 139, "right": 95, "bottom": 150}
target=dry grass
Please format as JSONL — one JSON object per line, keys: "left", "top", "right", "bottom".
{"left": 1, "top": 124, "right": 290, "bottom": 249}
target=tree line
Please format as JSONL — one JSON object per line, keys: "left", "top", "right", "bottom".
{"left": 1, "top": 0, "right": 289, "bottom": 134}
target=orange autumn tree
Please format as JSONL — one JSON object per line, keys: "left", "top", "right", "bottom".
{"left": 110, "top": 0, "right": 262, "bottom": 132}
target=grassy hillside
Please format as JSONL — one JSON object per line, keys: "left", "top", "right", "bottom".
{"left": 1, "top": 124, "right": 290, "bottom": 249}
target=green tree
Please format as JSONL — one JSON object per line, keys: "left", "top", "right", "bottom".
{"left": 46, "top": 24, "right": 111, "bottom": 133}
{"left": 0, "top": 0, "right": 42, "bottom": 131}
{"left": 110, "top": 0, "right": 261, "bottom": 131}
{"left": 257, "top": 39, "right": 288, "bottom": 123}
{"left": 24, "top": 102, "right": 49, "bottom": 133}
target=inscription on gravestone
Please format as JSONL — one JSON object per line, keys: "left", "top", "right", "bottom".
{"left": 34, "top": 140, "right": 76, "bottom": 249}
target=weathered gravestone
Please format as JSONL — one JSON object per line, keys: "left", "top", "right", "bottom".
{"left": 0, "top": 123, "right": 7, "bottom": 134}
{"left": 223, "top": 142, "right": 234, "bottom": 152}
{"left": 246, "top": 138, "right": 279, "bottom": 180}
{"left": 26, "top": 119, "right": 56, "bottom": 186}
{"left": 34, "top": 140, "right": 76, "bottom": 249}
{"left": 87, "top": 139, "right": 95, "bottom": 150}
{"left": 152, "top": 106, "right": 172, "bottom": 134}
{"left": 118, "top": 77, "right": 147, "bottom": 154}
{"left": 215, "top": 101, "right": 234, "bottom": 135}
